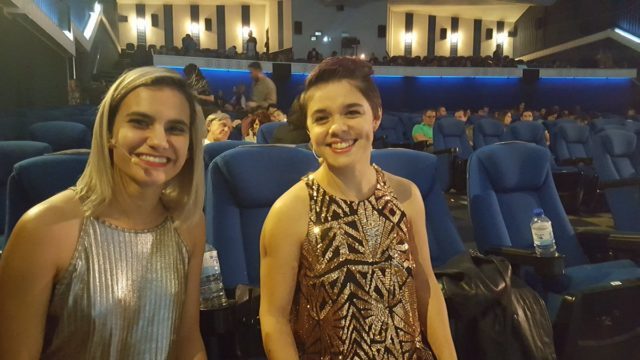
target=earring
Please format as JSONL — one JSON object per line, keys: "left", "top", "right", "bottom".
{"left": 309, "top": 143, "right": 321, "bottom": 161}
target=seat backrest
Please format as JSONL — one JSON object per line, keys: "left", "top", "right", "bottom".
{"left": 3, "top": 152, "right": 88, "bottom": 246}
{"left": 28, "top": 121, "right": 91, "bottom": 152}
{"left": 203, "top": 140, "right": 252, "bottom": 170}
{"left": 468, "top": 142, "right": 587, "bottom": 267}
{"left": 0, "top": 141, "right": 52, "bottom": 235}
{"left": 398, "top": 113, "right": 422, "bottom": 143}
{"left": 554, "top": 122, "right": 592, "bottom": 161}
{"left": 590, "top": 118, "right": 627, "bottom": 134}
{"left": 473, "top": 118, "right": 505, "bottom": 149}
{"left": 206, "top": 145, "right": 318, "bottom": 288}
{"left": 256, "top": 122, "right": 286, "bottom": 144}
{"left": 371, "top": 149, "right": 465, "bottom": 267}
{"left": 433, "top": 117, "right": 473, "bottom": 159}
{"left": 378, "top": 114, "right": 405, "bottom": 145}
{"left": 505, "top": 121, "right": 547, "bottom": 147}
{"left": 591, "top": 129, "right": 640, "bottom": 232}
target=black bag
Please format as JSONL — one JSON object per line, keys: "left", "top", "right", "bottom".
{"left": 436, "top": 250, "right": 556, "bottom": 360}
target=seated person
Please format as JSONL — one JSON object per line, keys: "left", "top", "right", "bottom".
{"left": 242, "top": 109, "right": 271, "bottom": 142}
{"left": 498, "top": 110, "right": 513, "bottom": 127}
{"left": 204, "top": 112, "right": 233, "bottom": 144}
{"left": 225, "top": 84, "right": 247, "bottom": 112}
{"left": 412, "top": 109, "right": 436, "bottom": 144}
{"left": 267, "top": 103, "right": 286, "bottom": 122}
{"left": 271, "top": 96, "right": 310, "bottom": 145}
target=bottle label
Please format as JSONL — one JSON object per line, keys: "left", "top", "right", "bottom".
{"left": 202, "top": 250, "right": 220, "bottom": 277}
{"left": 531, "top": 225, "right": 554, "bottom": 245}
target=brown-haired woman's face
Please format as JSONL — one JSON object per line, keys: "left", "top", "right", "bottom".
{"left": 306, "top": 80, "right": 380, "bottom": 168}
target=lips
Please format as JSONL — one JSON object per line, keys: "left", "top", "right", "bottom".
{"left": 327, "top": 139, "right": 357, "bottom": 153}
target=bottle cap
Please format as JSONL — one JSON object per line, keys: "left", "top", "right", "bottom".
{"left": 533, "top": 208, "right": 544, "bottom": 217}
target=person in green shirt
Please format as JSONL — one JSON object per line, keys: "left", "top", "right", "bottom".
{"left": 412, "top": 109, "right": 436, "bottom": 142}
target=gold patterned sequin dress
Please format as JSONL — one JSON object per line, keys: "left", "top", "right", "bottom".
{"left": 291, "top": 165, "right": 435, "bottom": 359}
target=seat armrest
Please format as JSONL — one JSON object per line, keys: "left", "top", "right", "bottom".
{"left": 576, "top": 228, "right": 640, "bottom": 261}
{"left": 432, "top": 147, "right": 459, "bottom": 156}
{"left": 599, "top": 177, "right": 640, "bottom": 190}
{"left": 557, "top": 157, "right": 593, "bottom": 166}
{"left": 486, "top": 247, "right": 565, "bottom": 277}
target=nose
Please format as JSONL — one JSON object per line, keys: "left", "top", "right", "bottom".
{"left": 328, "top": 116, "right": 349, "bottom": 135}
{"left": 147, "top": 125, "right": 169, "bottom": 149}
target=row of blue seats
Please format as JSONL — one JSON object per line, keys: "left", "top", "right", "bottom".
{"left": 0, "top": 106, "right": 97, "bottom": 142}
{"left": 1, "top": 142, "right": 638, "bottom": 359}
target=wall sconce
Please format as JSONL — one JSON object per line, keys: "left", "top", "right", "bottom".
{"left": 136, "top": 18, "right": 146, "bottom": 31}
{"left": 191, "top": 22, "right": 199, "bottom": 34}
{"left": 322, "top": 35, "right": 331, "bottom": 43}
{"left": 314, "top": 31, "right": 322, "bottom": 36}
{"left": 404, "top": 32, "right": 413, "bottom": 44}
{"left": 360, "top": 53, "right": 365, "bottom": 59}
{"left": 242, "top": 26, "right": 252, "bottom": 37}
{"left": 496, "top": 32, "right": 506, "bottom": 44}
{"left": 311, "top": 36, "right": 317, "bottom": 41}
{"left": 450, "top": 33, "right": 459, "bottom": 44}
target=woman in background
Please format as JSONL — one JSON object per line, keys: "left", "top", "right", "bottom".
{"left": 184, "top": 63, "right": 215, "bottom": 116}
{"left": 260, "top": 57, "right": 456, "bottom": 359}
{"left": 0, "top": 67, "right": 206, "bottom": 359}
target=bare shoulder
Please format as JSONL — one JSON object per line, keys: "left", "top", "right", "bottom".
{"left": 176, "top": 212, "right": 205, "bottom": 257}
{"left": 384, "top": 172, "right": 421, "bottom": 205}
{"left": 5, "top": 190, "right": 84, "bottom": 278}
{"left": 262, "top": 180, "right": 309, "bottom": 248}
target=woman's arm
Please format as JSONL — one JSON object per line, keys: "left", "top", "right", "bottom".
{"left": 171, "top": 213, "right": 206, "bottom": 360}
{"left": 0, "top": 200, "right": 79, "bottom": 358}
{"left": 259, "top": 184, "right": 308, "bottom": 359}
{"left": 404, "top": 183, "right": 457, "bottom": 360}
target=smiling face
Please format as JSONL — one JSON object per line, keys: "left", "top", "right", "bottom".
{"left": 306, "top": 80, "right": 380, "bottom": 169}
{"left": 110, "top": 86, "right": 191, "bottom": 189}
{"left": 422, "top": 110, "right": 436, "bottom": 126}
{"left": 207, "top": 117, "right": 232, "bottom": 142}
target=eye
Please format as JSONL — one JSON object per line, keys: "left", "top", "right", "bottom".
{"left": 346, "top": 109, "right": 362, "bottom": 117}
{"left": 167, "top": 124, "right": 189, "bottom": 135}
{"left": 128, "top": 118, "right": 150, "bottom": 128}
{"left": 313, "top": 115, "right": 329, "bottom": 124}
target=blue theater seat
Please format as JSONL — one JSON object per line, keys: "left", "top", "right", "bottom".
{"left": 371, "top": 149, "right": 465, "bottom": 267}
{"left": 3, "top": 152, "right": 89, "bottom": 245}
{"left": 376, "top": 114, "right": 406, "bottom": 147}
{"left": 473, "top": 118, "right": 504, "bottom": 150}
{"left": 590, "top": 117, "right": 627, "bottom": 134}
{"left": 256, "top": 122, "right": 286, "bottom": 144}
{"left": 554, "top": 122, "right": 593, "bottom": 163}
{"left": 206, "top": 145, "right": 318, "bottom": 288}
{"left": 0, "top": 141, "right": 52, "bottom": 244}
{"left": 467, "top": 142, "right": 640, "bottom": 357}
{"left": 433, "top": 117, "right": 473, "bottom": 192}
{"left": 28, "top": 121, "right": 91, "bottom": 152}
{"left": 591, "top": 129, "right": 640, "bottom": 232}
{"left": 203, "top": 140, "right": 252, "bottom": 170}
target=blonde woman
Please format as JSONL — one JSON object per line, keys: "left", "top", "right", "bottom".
{"left": 0, "top": 67, "right": 206, "bottom": 359}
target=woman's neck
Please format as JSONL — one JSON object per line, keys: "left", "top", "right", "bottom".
{"left": 316, "top": 160, "right": 377, "bottom": 201}
{"left": 99, "top": 174, "right": 168, "bottom": 229}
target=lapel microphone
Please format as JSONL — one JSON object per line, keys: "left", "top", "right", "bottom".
{"left": 109, "top": 140, "right": 139, "bottom": 164}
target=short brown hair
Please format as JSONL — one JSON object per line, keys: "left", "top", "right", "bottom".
{"left": 300, "top": 57, "right": 382, "bottom": 125}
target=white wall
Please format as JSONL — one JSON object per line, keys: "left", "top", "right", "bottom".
{"left": 145, "top": 4, "right": 164, "bottom": 47}
{"left": 291, "top": 0, "right": 387, "bottom": 59}
{"left": 412, "top": 13, "right": 428, "bottom": 57}
{"left": 172, "top": 5, "right": 190, "bottom": 48}
{"left": 117, "top": 4, "right": 136, "bottom": 47}
{"left": 458, "top": 17, "right": 473, "bottom": 56}
{"left": 250, "top": 4, "right": 266, "bottom": 53}
{"left": 225, "top": 5, "right": 241, "bottom": 51}
{"left": 480, "top": 20, "right": 514, "bottom": 57}
{"left": 283, "top": 0, "right": 292, "bottom": 49}
{"left": 389, "top": 11, "right": 404, "bottom": 56}
{"left": 199, "top": 5, "right": 218, "bottom": 49}
{"left": 435, "top": 15, "right": 451, "bottom": 56}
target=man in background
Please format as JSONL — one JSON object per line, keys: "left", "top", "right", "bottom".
{"left": 247, "top": 62, "right": 277, "bottom": 108}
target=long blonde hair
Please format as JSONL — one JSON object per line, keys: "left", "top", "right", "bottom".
{"left": 75, "top": 67, "right": 204, "bottom": 227}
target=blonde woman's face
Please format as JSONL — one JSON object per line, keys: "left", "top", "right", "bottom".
{"left": 110, "top": 87, "right": 191, "bottom": 189}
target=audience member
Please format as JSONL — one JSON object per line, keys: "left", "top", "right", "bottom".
{"left": 204, "top": 112, "right": 233, "bottom": 144}
{"left": 413, "top": 109, "right": 436, "bottom": 143}
{"left": 306, "top": 48, "right": 321, "bottom": 62}
{"left": 225, "top": 84, "right": 247, "bottom": 112}
{"left": 267, "top": 104, "right": 286, "bottom": 122}
{"left": 369, "top": 53, "right": 379, "bottom": 65}
{"left": 498, "top": 110, "right": 512, "bottom": 126}
{"left": 521, "top": 110, "right": 534, "bottom": 121}
{"left": 246, "top": 31, "right": 258, "bottom": 59}
{"left": 183, "top": 63, "right": 215, "bottom": 115}
{"left": 0, "top": 67, "right": 206, "bottom": 358}
{"left": 260, "top": 57, "right": 456, "bottom": 359}
{"left": 242, "top": 109, "right": 271, "bottom": 142}
{"left": 437, "top": 106, "right": 448, "bottom": 118}
{"left": 271, "top": 96, "right": 310, "bottom": 144}
{"left": 454, "top": 109, "right": 467, "bottom": 122}
{"left": 181, "top": 34, "right": 197, "bottom": 55}
{"left": 247, "top": 62, "right": 277, "bottom": 108}
{"left": 226, "top": 45, "right": 238, "bottom": 57}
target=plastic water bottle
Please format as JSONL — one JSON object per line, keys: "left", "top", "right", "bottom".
{"left": 200, "top": 244, "right": 228, "bottom": 309}
{"left": 530, "top": 208, "right": 557, "bottom": 257}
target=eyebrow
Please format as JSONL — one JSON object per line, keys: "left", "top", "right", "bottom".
{"left": 310, "top": 103, "right": 365, "bottom": 116}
